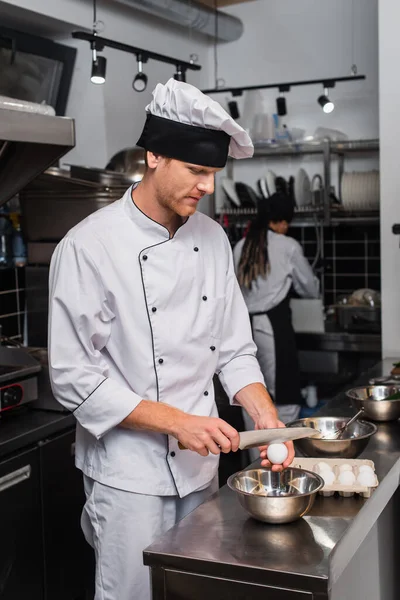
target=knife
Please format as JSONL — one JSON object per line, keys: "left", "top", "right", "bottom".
{"left": 178, "top": 427, "right": 319, "bottom": 451}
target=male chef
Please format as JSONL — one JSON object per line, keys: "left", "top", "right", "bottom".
{"left": 48, "top": 78, "right": 294, "bottom": 600}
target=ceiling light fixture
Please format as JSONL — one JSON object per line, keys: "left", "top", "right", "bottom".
{"left": 174, "top": 65, "right": 186, "bottom": 82}
{"left": 72, "top": 32, "right": 201, "bottom": 84}
{"left": 90, "top": 1, "right": 106, "bottom": 85}
{"left": 201, "top": 75, "right": 365, "bottom": 97}
{"left": 132, "top": 54, "right": 148, "bottom": 92}
{"left": 276, "top": 85, "right": 289, "bottom": 116}
{"left": 318, "top": 88, "right": 334, "bottom": 113}
{"left": 91, "top": 53, "right": 107, "bottom": 85}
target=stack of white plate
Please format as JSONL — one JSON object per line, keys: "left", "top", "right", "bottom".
{"left": 341, "top": 171, "right": 380, "bottom": 211}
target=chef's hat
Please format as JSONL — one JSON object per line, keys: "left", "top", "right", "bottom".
{"left": 136, "top": 78, "right": 253, "bottom": 168}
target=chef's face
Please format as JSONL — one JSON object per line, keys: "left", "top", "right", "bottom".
{"left": 148, "top": 153, "right": 222, "bottom": 217}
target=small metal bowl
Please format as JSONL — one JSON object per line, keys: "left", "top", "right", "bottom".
{"left": 227, "top": 467, "right": 324, "bottom": 524}
{"left": 346, "top": 385, "right": 400, "bottom": 422}
{"left": 286, "top": 417, "right": 377, "bottom": 459}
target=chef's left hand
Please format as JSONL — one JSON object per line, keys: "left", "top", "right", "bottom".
{"left": 255, "top": 416, "right": 295, "bottom": 472}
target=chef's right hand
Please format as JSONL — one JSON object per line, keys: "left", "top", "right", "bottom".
{"left": 175, "top": 415, "right": 240, "bottom": 457}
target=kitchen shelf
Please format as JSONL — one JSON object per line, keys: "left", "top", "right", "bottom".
{"left": 236, "top": 138, "right": 380, "bottom": 158}
{"left": 221, "top": 138, "right": 380, "bottom": 227}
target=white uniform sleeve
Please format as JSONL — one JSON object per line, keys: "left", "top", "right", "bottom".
{"left": 48, "top": 237, "right": 142, "bottom": 439}
{"left": 216, "top": 235, "right": 265, "bottom": 404}
{"left": 290, "top": 241, "right": 320, "bottom": 299}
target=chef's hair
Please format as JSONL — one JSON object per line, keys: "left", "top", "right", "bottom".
{"left": 237, "top": 193, "right": 294, "bottom": 289}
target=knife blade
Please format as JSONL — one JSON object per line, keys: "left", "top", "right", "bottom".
{"left": 177, "top": 427, "right": 319, "bottom": 451}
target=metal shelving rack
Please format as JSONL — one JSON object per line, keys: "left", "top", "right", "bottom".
{"left": 219, "top": 138, "right": 380, "bottom": 227}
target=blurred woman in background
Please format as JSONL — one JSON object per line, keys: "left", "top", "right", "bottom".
{"left": 233, "top": 192, "right": 319, "bottom": 432}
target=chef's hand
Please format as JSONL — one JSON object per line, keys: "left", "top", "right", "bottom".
{"left": 234, "top": 382, "right": 294, "bottom": 472}
{"left": 256, "top": 417, "right": 295, "bottom": 472}
{"left": 175, "top": 414, "right": 240, "bottom": 457}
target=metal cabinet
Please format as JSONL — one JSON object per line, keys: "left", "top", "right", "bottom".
{"left": 151, "top": 568, "right": 321, "bottom": 599}
{"left": 0, "top": 447, "right": 44, "bottom": 600}
{"left": 39, "top": 429, "right": 94, "bottom": 600}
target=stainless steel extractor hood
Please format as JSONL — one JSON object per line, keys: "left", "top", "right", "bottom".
{"left": 0, "top": 108, "right": 75, "bottom": 208}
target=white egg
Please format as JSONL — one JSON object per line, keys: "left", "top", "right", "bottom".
{"left": 321, "top": 470, "right": 335, "bottom": 485}
{"left": 357, "top": 471, "right": 376, "bottom": 487}
{"left": 339, "top": 464, "right": 353, "bottom": 472}
{"left": 338, "top": 471, "right": 356, "bottom": 485}
{"left": 359, "top": 465, "right": 374, "bottom": 474}
{"left": 316, "top": 461, "right": 332, "bottom": 472}
{"left": 266, "top": 443, "right": 288, "bottom": 465}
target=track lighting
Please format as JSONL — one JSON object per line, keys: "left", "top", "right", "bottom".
{"left": 132, "top": 54, "right": 148, "bottom": 92}
{"left": 276, "top": 96, "right": 287, "bottom": 116}
{"left": 91, "top": 54, "right": 107, "bottom": 85}
{"left": 174, "top": 65, "right": 186, "bottom": 82}
{"left": 318, "top": 88, "right": 334, "bottom": 113}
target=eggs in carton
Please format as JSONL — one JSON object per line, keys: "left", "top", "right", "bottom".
{"left": 290, "top": 458, "right": 378, "bottom": 498}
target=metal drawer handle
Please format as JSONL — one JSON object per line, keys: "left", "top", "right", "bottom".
{"left": 0, "top": 465, "right": 31, "bottom": 493}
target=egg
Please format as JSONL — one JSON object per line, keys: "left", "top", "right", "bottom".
{"left": 339, "top": 464, "right": 353, "bottom": 472}
{"left": 266, "top": 443, "right": 288, "bottom": 465}
{"left": 338, "top": 471, "right": 356, "bottom": 485}
{"left": 359, "top": 465, "right": 374, "bottom": 474}
{"left": 357, "top": 471, "right": 376, "bottom": 487}
{"left": 321, "top": 470, "right": 335, "bottom": 485}
{"left": 316, "top": 461, "right": 332, "bottom": 472}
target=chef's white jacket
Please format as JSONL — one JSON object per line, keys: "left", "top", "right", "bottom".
{"left": 48, "top": 186, "right": 264, "bottom": 498}
{"left": 233, "top": 230, "right": 320, "bottom": 316}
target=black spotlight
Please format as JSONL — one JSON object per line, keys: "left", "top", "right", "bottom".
{"left": 276, "top": 96, "right": 287, "bottom": 116}
{"left": 228, "top": 100, "right": 240, "bottom": 119}
{"left": 318, "top": 88, "right": 334, "bottom": 113}
{"left": 91, "top": 55, "right": 107, "bottom": 85}
{"left": 174, "top": 65, "right": 186, "bottom": 82}
{"left": 132, "top": 55, "right": 148, "bottom": 92}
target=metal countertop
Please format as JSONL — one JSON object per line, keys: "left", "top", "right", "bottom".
{"left": 144, "top": 358, "right": 400, "bottom": 594}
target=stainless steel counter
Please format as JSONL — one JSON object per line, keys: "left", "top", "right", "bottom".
{"left": 144, "top": 359, "right": 400, "bottom": 599}
{"left": 296, "top": 325, "right": 381, "bottom": 354}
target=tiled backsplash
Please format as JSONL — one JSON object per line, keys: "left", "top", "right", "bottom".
{"left": 290, "top": 223, "right": 381, "bottom": 307}
{"left": 0, "top": 267, "right": 25, "bottom": 341}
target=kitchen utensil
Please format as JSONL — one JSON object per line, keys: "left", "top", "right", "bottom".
{"left": 319, "top": 409, "right": 364, "bottom": 439}
{"left": 294, "top": 168, "right": 312, "bottom": 207}
{"left": 235, "top": 182, "right": 258, "bottom": 208}
{"left": 178, "top": 426, "right": 319, "bottom": 451}
{"left": 227, "top": 467, "right": 324, "bottom": 524}
{"left": 106, "top": 146, "right": 146, "bottom": 182}
{"left": 346, "top": 385, "right": 400, "bottom": 421}
{"left": 221, "top": 177, "right": 241, "bottom": 207}
{"left": 286, "top": 417, "right": 377, "bottom": 459}
{"left": 265, "top": 170, "right": 277, "bottom": 196}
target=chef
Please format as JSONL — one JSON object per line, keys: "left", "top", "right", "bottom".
{"left": 48, "top": 78, "right": 294, "bottom": 600}
{"left": 234, "top": 192, "right": 320, "bottom": 433}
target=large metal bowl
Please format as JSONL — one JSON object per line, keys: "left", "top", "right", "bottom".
{"left": 286, "top": 417, "right": 377, "bottom": 458}
{"left": 227, "top": 467, "right": 324, "bottom": 524}
{"left": 346, "top": 385, "right": 400, "bottom": 421}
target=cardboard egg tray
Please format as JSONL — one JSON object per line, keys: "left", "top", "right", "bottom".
{"left": 290, "top": 457, "right": 379, "bottom": 498}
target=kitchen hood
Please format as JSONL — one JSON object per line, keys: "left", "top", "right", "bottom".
{"left": 0, "top": 107, "right": 75, "bottom": 208}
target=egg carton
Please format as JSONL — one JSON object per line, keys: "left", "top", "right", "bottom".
{"left": 291, "top": 457, "right": 379, "bottom": 498}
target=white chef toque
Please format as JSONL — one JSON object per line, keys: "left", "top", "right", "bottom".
{"left": 136, "top": 78, "right": 253, "bottom": 168}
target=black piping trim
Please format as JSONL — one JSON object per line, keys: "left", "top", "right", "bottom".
{"left": 138, "top": 238, "right": 179, "bottom": 494}
{"left": 215, "top": 352, "right": 257, "bottom": 375}
{"left": 73, "top": 378, "right": 108, "bottom": 413}
{"left": 131, "top": 187, "right": 189, "bottom": 239}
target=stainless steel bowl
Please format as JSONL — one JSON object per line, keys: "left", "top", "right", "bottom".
{"left": 227, "top": 467, "right": 324, "bottom": 524}
{"left": 346, "top": 385, "right": 400, "bottom": 422}
{"left": 286, "top": 417, "right": 377, "bottom": 458}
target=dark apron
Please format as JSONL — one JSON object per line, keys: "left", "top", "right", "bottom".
{"left": 250, "top": 296, "right": 302, "bottom": 406}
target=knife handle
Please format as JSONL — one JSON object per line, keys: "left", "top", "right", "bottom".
{"left": 178, "top": 442, "right": 187, "bottom": 450}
